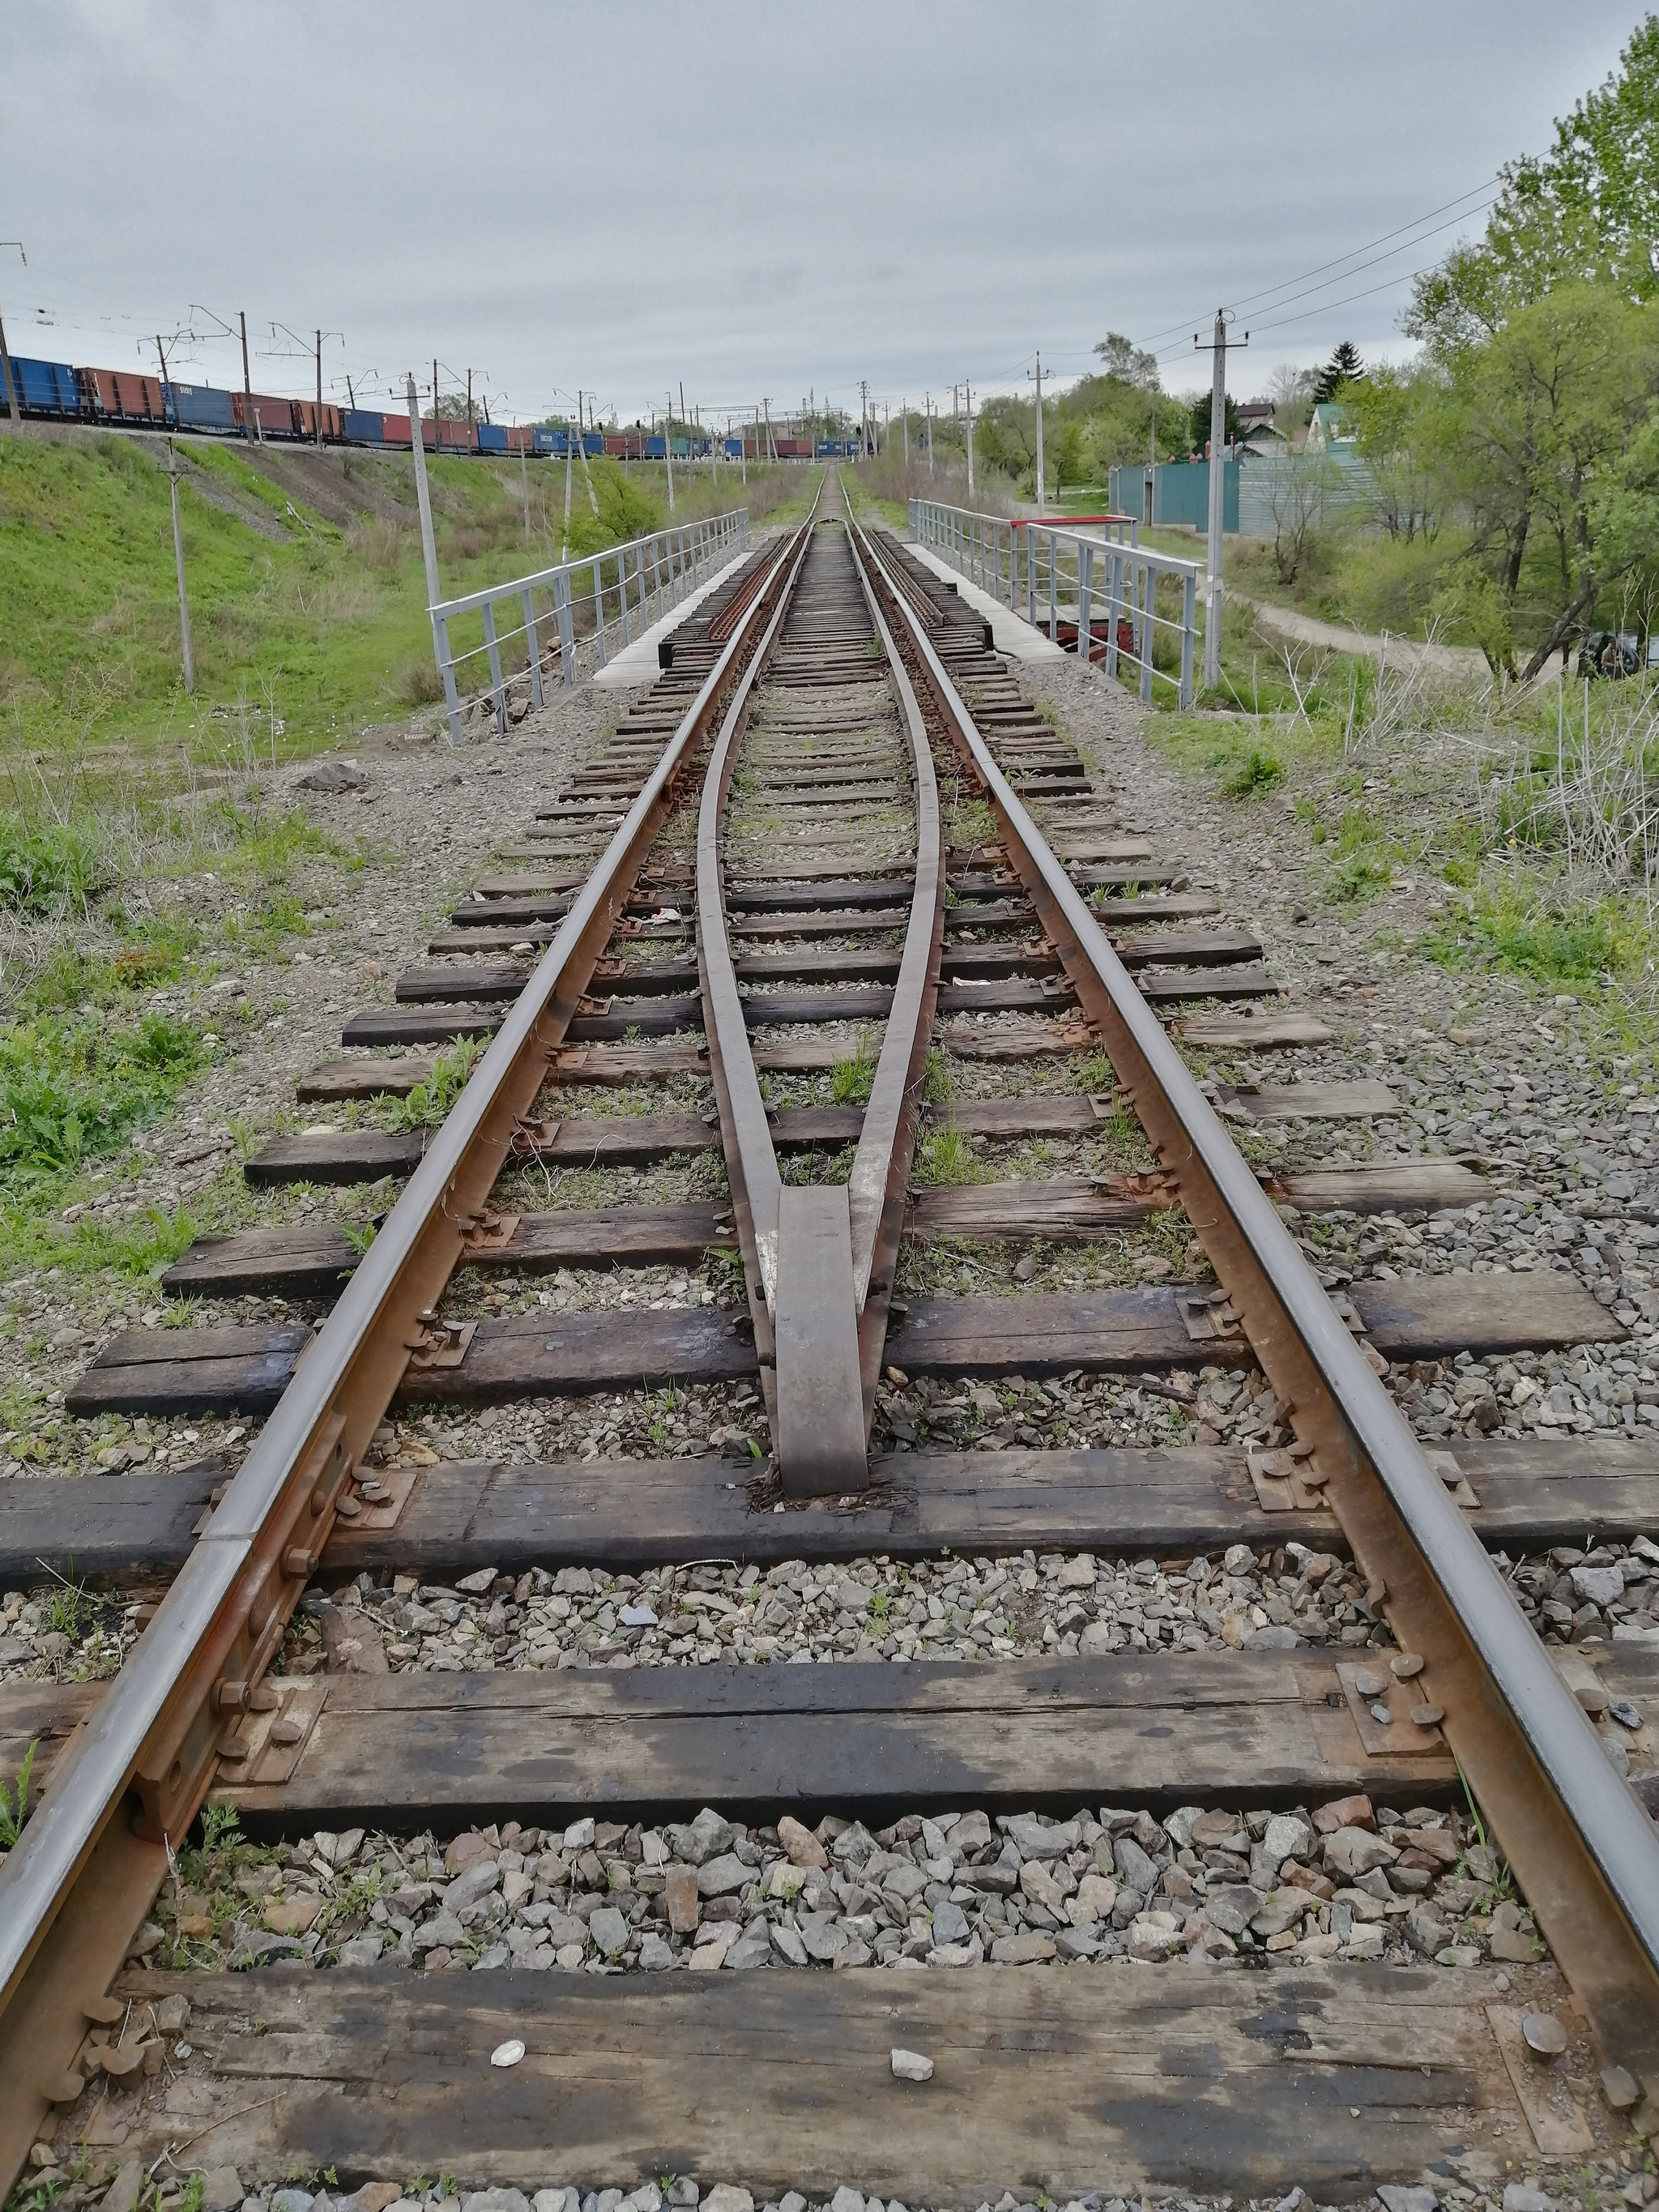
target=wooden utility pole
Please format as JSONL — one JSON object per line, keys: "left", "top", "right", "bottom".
{"left": 166, "top": 441, "right": 194, "bottom": 694}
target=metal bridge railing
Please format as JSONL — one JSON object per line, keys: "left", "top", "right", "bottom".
{"left": 908, "top": 497, "right": 1200, "bottom": 710}
{"left": 427, "top": 509, "right": 752, "bottom": 742}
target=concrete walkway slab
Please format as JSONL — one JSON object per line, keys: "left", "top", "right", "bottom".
{"left": 906, "top": 541, "right": 1068, "bottom": 666}
{"left": 591, "top": 540, "right": 762, "bottom": 690}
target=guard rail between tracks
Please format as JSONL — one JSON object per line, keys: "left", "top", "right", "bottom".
{"left": 908, "top": 497, "right": 1198, "bottom": 709}
{"left": 428, "top": 508, "right": 752, "bottom": 742}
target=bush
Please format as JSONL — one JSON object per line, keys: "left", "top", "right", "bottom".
{"left": 0, "top": 816, "right": 104, "bottom": 915}
{"left": 0, "top": 1010, "right": 205, "bottom": 1183}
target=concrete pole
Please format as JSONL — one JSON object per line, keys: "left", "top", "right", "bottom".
{"left": 562, "top": 393, "right": 576, "bottom": 559}
{"left": 407, "top": 372, "right": 442, "bottom": 616}
{"left": 240, "top": 310, "right": 259, "bottom": 442}
{"left": 168, "top": 445, "right": 194, "bottom": 694}
{"left": 665, "top": 390, "right": 675, "bottom": 513}
{"left": 966, "top": 382, "right": 975, "bottom": 498}
{"left": 927, "top": 392, "right": 933, "bottom": 477}
{"left": 1205, "top": 309, "right": 1226, "bottom": 690}
{"left": 902, "top": 402, "right": 907, "bottom": 470}
{"left": 1032, "top": 353, "right": 1045, "bottom": 517}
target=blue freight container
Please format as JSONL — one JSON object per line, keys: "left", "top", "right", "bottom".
{"left": 476, "top": 423, "right": 507, "bottom": 453}
{"left": 343, "top": 410, "right": 385, "bottom": 446}
{"left": 645, "top": 435, "right": 666, "bottom": 459}
{"left": 582, "top": 431, "right": 603, "bottom": 456}
{"left": 723, "top": 438, "right": 743, "bottom": 458}
{"left": 532, "top": 426, "right": 567, "bottom": 455}
{"left": 168, "top": 382, "right": 237, "bottom": 432}
{"left": 10, "top": 356, "right": 79, "bottom": 416}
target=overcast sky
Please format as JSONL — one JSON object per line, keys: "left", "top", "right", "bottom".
{"left": 1, "top": 0, "right": 1642, "bottom": 427}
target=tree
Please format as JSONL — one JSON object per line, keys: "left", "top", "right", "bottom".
{"left": 1427, "top": 281, "right": 1658, "bottom": 675}
{"left": 1267, "top": 363, "right": 1317, "bottom": 442}
{"left": 1093, "top": 332, "right": 1160, "bottom": 387}
{"left": 1408, "top": 17, "right": 1659, "bottom": 359}
{"left": 1346, "top": 365, "right": 1442, "bottom": 543}
{"left": 1187, "top": 391, "right": 1240, "bottom": 454}
{"left": 1312, "top": 341, "right": 1365, "bottom": 404}
{"left": 1262, "top": 449, "right": 1343, "bottom": 583}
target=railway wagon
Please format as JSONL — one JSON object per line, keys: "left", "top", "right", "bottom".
{"left": 80, "top": 366, "right": 168, "bottom": 425}
{"left": 168, "top": 382, "right": 237, "bottom": 432}
{"left": 5, "top": 355, "right": 79, "bottom": 414}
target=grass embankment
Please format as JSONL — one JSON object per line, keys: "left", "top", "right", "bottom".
{"left": 1144, "top": 637, "right": 1659, "bottom": 1044}
{"left": 0, "top": 433, "right": 808, "bottom": 759}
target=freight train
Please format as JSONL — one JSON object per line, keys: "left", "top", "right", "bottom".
{"left": 0, "top": 352, "right": 846, "bottom": 460}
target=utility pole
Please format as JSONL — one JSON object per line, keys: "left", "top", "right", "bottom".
{"left": 665, "top": 388, "right": 676, "bottom": 513}
{"left": 166, "top": 442, "right": 194, "bottom": 694}
{"left": 902, "top": 400, "right": 908, "bottom": 470}
{"left": 965, "top": 381, "right": 975, "bottom": 497}
{"left": 926, "top": 391, "right": 934, "bottom": 477}
{"left": 466, "top": 368, "right": 473, "bottom": 427}
{"left": 241, "top": 312, "right": 258, "bottom": 440}
{"left": 1028, "top": 353, "right": 1045, "bottom": 515}
{"left": 407, "top": 371, "right": 442, "bottom": 618}
{"left": 432, "top": 358, "right": 439, "bottom": 451}
{"left": 315, "top": 331, "right": 323, "bottom": 446}
{"left": 0, "top": 242, "right": 24, "bottom": 430}
{"left": 763, "top": 397, "right": 772, "bottom": 463}
{"left": 561, "top": 390, "right": 577, "bottom": 559}
{"left": 1195, "top": 309, "right": 1247, "bottom": 690}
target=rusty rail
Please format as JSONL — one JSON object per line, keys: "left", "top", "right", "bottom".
{"left": 0, "top": 512, "right": 817, "bottom": 2189}
{"left": 846, "top": 486, "right": 1659, "bottom": 2102}
{"left": 696, "top": 484, "right": 945, "bottom": 1493}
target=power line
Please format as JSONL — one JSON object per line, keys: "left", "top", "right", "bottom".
{"left": 1134, "top": 177, "right": 1498, "bottom": 349}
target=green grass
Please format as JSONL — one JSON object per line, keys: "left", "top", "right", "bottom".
{"left": 0, "top": 433, "right": 757, "bottom": 760}
{"left": 1418, "top": 889, "right": 1649, "bottom": 983}
{"left": 914, "top": 1125, "right": 983, "bottom": 1185}
{"left": 0, "top": 1739, "right": 36, "bottom": 1847}
{"left": 381, "top": 1037, "right": 485, "bottom": 1129}
{"left": 0, "top": 1004, "right": 207, "bottom": 1183}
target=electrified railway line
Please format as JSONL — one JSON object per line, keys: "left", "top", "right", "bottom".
{"left": 2, "top": 479, "right": 1659, "bottom": 2201}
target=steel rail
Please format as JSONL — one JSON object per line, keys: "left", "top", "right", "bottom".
{"left": 694, "top": 486, "right": 944, "bottom": 1492}
{"left": 851, "top": 508, "right": 1659, "bottom": 2095}
{"left": 0, "top": 516, "right": 813, "bottom": 2187}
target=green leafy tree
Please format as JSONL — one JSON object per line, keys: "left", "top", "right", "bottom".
{"left": 1093, "top": 332, "right": 1160, "bottom": 386}
{"left": 1408, "top": 16, "right": 1659, "bottom": 358}
{"left": 1427, "top": 282, "right": 1657, "bottom": 673}
{"left": 1346, "top": 365, "right": 1442, "bottom": 543}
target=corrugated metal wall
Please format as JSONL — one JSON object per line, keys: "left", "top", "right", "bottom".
{"left": 1111, "top": 453, "right": 1375, "bottom": 539}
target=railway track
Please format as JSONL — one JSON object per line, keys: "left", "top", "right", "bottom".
{"left": 3, "top": 479, "right": 1659, "bottom": 2206}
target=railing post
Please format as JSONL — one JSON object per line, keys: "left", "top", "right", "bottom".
{"left": 1107, "top": 549, "right": 1123, "bottom": 678}
{"left": 593, "top": 559, "right": 607, "bottom": 665}
{"left": 620, "top": 550, "right": 633, "bottom": 647}
{"left": 1047, "top": 530, "right": 1057, "bottom": 643}
{"left": 557, "top": 570, "right": 576, "bottom": 685}
{"left": 1139, "top": 560, "right": 1154, "bottom": 704}
{"left": 522, "top": 588, "right": 544, "bottom": 711}
{"left": 437, "top": 615, "right": 463, "bottom": 744}
{"left": 1077, "top": 542, "right": 1094, "bottom": 670}
{"left": 1179, "top": 570, "right": 1196, "bottom": 707}
{"left": 481, "top": 600, "right": 508, "bottom": 733}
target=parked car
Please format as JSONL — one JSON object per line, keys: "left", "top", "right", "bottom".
{"left": 1578, "top": 630, "right": 1641, "bottom": 678}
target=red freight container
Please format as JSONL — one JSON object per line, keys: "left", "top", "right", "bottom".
{"left": 292, "top": 400, "right": 342, "bottom": 442}
{"left": 380, "top": 412, "right": 413, "bottom": 446}
{"left": 232, "top": 391, "right": 300, "bottom": 438}
{"left": 505, "top": 425, "right": 534, "bottom": 454}
{"left": 437, "top": 419, "right": 474, "bottom": 451}
{"left": 81, "top": 367, "right": 168, "bottom": 422}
